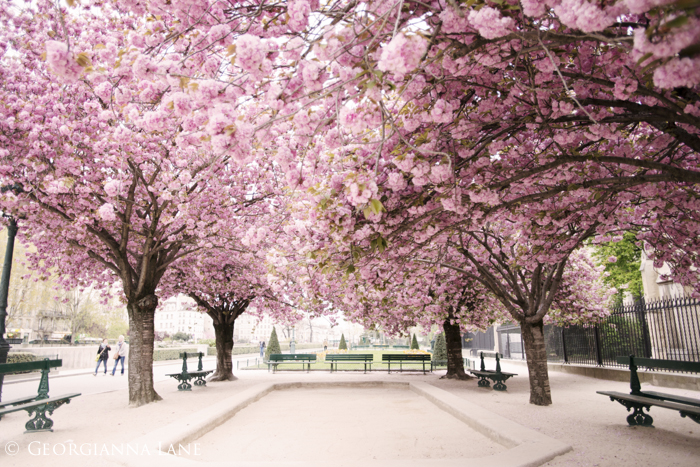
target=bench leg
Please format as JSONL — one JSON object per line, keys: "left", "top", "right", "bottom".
{"left": 610, "top": 398, "right": 654, "bottom": 427}
{"left": 194, "top": 375, "right": 207, "bottom": 387}
{"left": 23, "top": 399, "right": 72, "bottom": 433}
{"left": 680, "top": 412, "right": 700, "bottom": 425}
{"left": 493, "top": 379, "right": 507, "bottom": 391}
{"left": 477, "top": 376, "right": 491, "bottom": 388}
{"left": 177, "top": 377, "right": 193, "bottom": 391}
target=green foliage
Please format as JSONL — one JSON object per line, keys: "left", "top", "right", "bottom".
{"left": 411, "top": 334, "right": 419, "bottom": 350}
{"left": 264, "top": 327, "right": 281, "bottom": 360}
{"left": 171, "top": 331, "right": 191, "bottom": 342}
{"left": 592, "top": 231, "right": 643, "bottom": 305}
{"left": 7, "top": 352, "right": 38, "bottom": 364}
{"left": 432, "top": 333, "right": 447, "bottom": 362}
{"left": 153, "top": 348, "right": 197, "bottom": 361}
{"left": 339, "top": 334, "right": 347, "bottom": 350}
{"left": 106, "top": 313, "right": 129, "bottom": 339}
{"left": 6, "top": 352, "right": 39, "bottom": 374}
{"left": 198, "top": 338, "right": 216, "bottom": 347}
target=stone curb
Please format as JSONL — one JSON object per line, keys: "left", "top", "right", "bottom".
{"left": 122, "top": 380, "right": 571, "bottom": 467}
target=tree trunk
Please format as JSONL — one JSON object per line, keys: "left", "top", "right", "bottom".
{"left": 520, "top": 319, "right": 552, "bottom": 406}
{"left": 211, "top": 320, "right": 236, "bottom": 382}
{"left": 126, "top": 295, "right": 162, "bottom": 407}
{"left": 442, "top": 317, "right": 471, "bottom": 380}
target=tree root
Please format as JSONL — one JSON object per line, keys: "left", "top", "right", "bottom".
{"left": 208, "top": 372, "right": 238, "bottom": 382}
{"left": 440, "top": 372, "right": 474, "bottom": 381}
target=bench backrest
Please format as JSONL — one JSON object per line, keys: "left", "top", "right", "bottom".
{"left": 382, "top": 354, "right": 430, "bottom": 361}
{"left": 179, "top": 352, "right": 205, "bottom": 372}
{"left": 269, "top": 354, "right": 317, "bottom": 362}
{"left": 0, "top": 358, "right": 62, "bottom": 400}
{"left": 618, "top": 355, "right": 700, "bottom": 395}
{"left": 616, "top": 356, "right": 700, "bottom": 373}
{"left": 479, "top": 352, "right": 504, "bottom": 372}
{"left": 0, "top": 358, "right": 62, "bottom": 375}
{"left": 326, "top": 354, "right": 373, "bottom": 361}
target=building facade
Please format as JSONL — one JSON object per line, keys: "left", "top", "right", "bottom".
{"left": 154, "top": 294, "right": 213, "bottom": 341}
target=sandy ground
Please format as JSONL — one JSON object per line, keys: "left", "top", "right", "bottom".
{"left": 189, "top": 386, "right": 504, "bottom": 462}
{"left": 0, "top": 361, "right": 698, "bottom": 467}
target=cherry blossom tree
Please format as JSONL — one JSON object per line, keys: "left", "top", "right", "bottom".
{"left": 0, "top": 1, "right": 275, "bottom": 405}
{"left": 112, "top": 0, "right": 699, "bottom": 292}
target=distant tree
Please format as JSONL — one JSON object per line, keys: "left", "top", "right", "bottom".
{"left": 432, "top": 333, "right": 447, "bottom": 362}
{"left": 154, "top": 331, "right": 169, "bottom": 342}
{"left": 411, "top": 334, "right": 419, "bottom": 350}
{"left": 264, "top": 328, "right": 281, "bottom": 360}
{"left": 338, "top": 334, "right": 347, "bottom": 350}
{"left": 172, "top": 331, "right": 190, "bottom": 342}
{"left": 592, "top": 231, "right": 643, "bottom": 305}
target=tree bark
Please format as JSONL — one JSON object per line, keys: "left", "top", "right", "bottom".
{"left": 441, "top": 315, "right": 471, "bottom": 380}
{"left": 520, "top": 319, "right": 552, "bottom": 406}
{"left": 126, "top": 294, "right": 162, "bottom": 407}
{"left": 211, "top": 319, "right": 237, "bottom": 381}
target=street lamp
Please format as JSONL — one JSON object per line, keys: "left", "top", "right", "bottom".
{"left": 290, "top": 326, "right": 296, "bottom": 354}
{"left": 0, "top": 182, "right": 23, "bottom": 402}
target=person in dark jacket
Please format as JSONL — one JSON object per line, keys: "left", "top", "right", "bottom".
{"left": 94, "top": 338, "right": 111, "bottom": 376}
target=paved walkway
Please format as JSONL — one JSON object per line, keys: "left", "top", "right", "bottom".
{"left": 0, "top": 360, "right": 698, "bottom": 467}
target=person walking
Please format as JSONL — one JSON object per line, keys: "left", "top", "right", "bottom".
{"left": 259, "top": 341, "right": 265, "bottom": 357}
{"left": 111, "top": 335, "right": 128, "bottom": 376}
{"left": 94, "top": 338, "right": 111, "bottom": 376}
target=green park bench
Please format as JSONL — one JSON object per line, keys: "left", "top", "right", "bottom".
{"left": 382, "top": 354, "right": 431, "bottom": 374}
{"left": 0, "top": 358, "right": 81, "bottom": 433}
{"left": 392, "top": 345, "right": 410, "bottom": 349}
{"left": 165, "top": 352, "right": 213, "bottom": 391}
{"left": 373, "top": 344, "right": 390, "bottom": 348}
{"left": 325, "top": 354, "right": 373, "bottom": 373}
{"left": 597, "top": 355, "right": 700, "bottom": 427}
{"left": 470, "top": 352, "right": 517, "bottom": 391}
{"left": 268, "top": 354, "right": 316, "bottom": 373}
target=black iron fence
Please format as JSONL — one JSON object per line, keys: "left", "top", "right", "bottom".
{"left": 498, "top": 296, "right": 700, "bottom": 372}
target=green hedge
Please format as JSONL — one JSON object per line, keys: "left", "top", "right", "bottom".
{"left": 7, "top": 352, "right": 39, "bottom": 364}
{"left": 208, "top": 342, "right": 321, "bottom": 357}
{"left": 6, "top": 352, "right": 39, "bottom": 374}
{"left": 153, "top": 348, "right": 198, "bottom": 361}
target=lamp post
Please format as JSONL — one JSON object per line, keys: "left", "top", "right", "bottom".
{"left": 0, "top": 216, "right": 17, "bottom": 402}
{"left": 0, "top": 183, "right": 23, "bottom": 402}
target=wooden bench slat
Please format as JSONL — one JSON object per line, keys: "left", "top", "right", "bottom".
{"left": 0, "top": 393, "right": 82, "bottom": 416}
{"left": 642, "top": 390, "right": 700, "bottom": 408}
{"left": 597, "top": 391, "right": 700, "bottom": 415}
{"left": 0, "top": 395, "right": 38, "bottom": 409}
{"left": 471, "top": 370, "right": 517, "bottom": 377}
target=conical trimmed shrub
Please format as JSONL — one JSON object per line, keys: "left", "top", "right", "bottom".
{"left": 338, "top": 334, "right": 347, "bottom": 350}
{"left": 411, "top": 334, "right": 419, "bottom": 350}
{"left": 432, "top": 333, "right": 447, "bottom": 362}
{"left": 264, "top": 327, "right": 281, "bottom": 360}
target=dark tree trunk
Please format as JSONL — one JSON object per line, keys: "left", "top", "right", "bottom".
{"left": 442, "top": 314, "right": 471, "bottom": 380}
{"left": 520, "top": 319, "right": 552, "bottom": 406}
{"left": 211, "top": 319, "right": 236, "bottom": 381}
{"left": 126, "top": 294, "right": 161, "bottom": 407}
